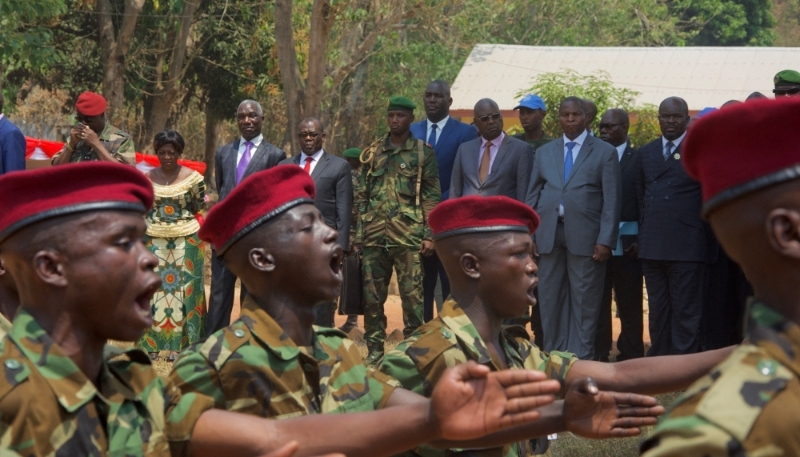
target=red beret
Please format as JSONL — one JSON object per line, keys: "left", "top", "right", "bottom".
{"left": 199, "top": 165, "right": 316, "bottom": 254}
{"left": 75, "top": 91, "right": 107, "bottom": 117}
{"left": 683, "top": 97, "right": 800, "bottom": 216}
{"left": 429, "top": 196, "right": 540, "bottom": 240}
{"left": 0, "top": 163, "right": 154, "bottom": 244}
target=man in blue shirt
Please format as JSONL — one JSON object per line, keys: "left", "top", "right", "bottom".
{"left": 0, "top": 93, "right": 26, "bottom": 175}
{"left": 410, "top": 80, "right": 478, "bottom": 320}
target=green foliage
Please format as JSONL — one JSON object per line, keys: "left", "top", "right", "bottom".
{"left": 519, "top": 70, "right": 659, "bottom": 147}
{"left": 0, "top": 0, "right": 66, "bottom": 73}
{"left": 671, "top": 0, "right": 776, "bottom": 46}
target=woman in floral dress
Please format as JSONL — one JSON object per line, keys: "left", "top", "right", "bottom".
{"left": 138, "top": 129, "right": 206, "bottom": 361}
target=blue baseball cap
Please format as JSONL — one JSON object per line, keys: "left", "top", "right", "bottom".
{"left": 514, "top": 94, "right": 546, "bottom": 111}
{"left": 696, "top": 107, "right": 718, "bottom": 118}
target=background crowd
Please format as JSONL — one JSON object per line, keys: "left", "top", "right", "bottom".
{"left": 1, "top": 69, "right": 799, "bottom": 367}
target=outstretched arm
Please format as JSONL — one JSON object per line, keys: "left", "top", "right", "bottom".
{"left": 565, "top": 346, "right": 736, "bottom": 395}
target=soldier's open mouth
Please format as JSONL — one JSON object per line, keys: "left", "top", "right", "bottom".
{"left": 330, "top": 247, "right": 343, "bottom": 275}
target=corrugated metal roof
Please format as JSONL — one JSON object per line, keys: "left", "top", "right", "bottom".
{"left": 451, "top": 45, "right": 800, "bottom": 112}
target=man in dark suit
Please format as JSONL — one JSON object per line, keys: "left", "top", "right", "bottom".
{"left": 596, "top": 109, "right": 644, "bottom": 362}
{"left": 410, "top": 80, "right": 478, "bottom": 321}
{"left": 450, "top": 98, "right": 531, "bottom": 201}
{"left": 0, "top": 93, "right": 25, "bottom": 175}
{"left": 279, "top": 117, "right": 352, "bottom": 327}
{"left": 208, "top": 99, "right": 286, "bottom": 334}
{"left": 636, "top": 96, "right": 707, "bottom": 356}
{"left": 526, "top": 96, "right": 621, "bottom": 360}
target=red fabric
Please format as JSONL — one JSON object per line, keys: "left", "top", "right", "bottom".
{"left": 199, "top": 165, "right": 316, "bottom": 251}
{"left": 684, "top": 97, "right": 800, "bottom": 206}
{"left": 429, "top": 195, "right": 540, "bottom": 238}
{"left": 0, "top": 162, "right": 154, "bottom": 240}
{"left": 303, "top": 156, "right": 313, "bottom": 174}
{"left": 24, "top": 137, "right": 207, "bottom": 175}
{"left": 75, "top": 92, "right": 108, "bottom": 117}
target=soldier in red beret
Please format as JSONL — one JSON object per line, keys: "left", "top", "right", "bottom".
{"left": 640, "top": 98, "right": 800, "bottom": 456}
{"left": 51, "top": 91, "right": 136, "bottom": 166}
{"left": 378, "top": 195, "right": 735, "bottom": 457}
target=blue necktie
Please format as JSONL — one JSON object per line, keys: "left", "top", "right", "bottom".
{"left": 427, "top": 124, "right": 438, "bottom": 147}
{"left": 564, "top": 142, "right": 577, "bottom": 182}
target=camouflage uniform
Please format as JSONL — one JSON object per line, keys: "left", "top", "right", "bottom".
{"left": 511, "top": 133, "right": 554, "bottom": 153}
{"left": 167, "top": 295, "right": 400, "bottom": 418}
{"left": 378, "top": 297, "right": 578, "bottom": 457}
{"left": 0, "top": 314, "right": 9, "bottom": 340}
{"left": 640, "top": 300, "right": 800, "bottom": 456}
{"left": 355, "top": 135, "right": 441, "bottom": 357}
{"left": 51, "top": 122, "right": 136, "bottom": 166}
{"left": 349, "top": 166, "right": 360, "bottom": 248}
{"left": 0, "top": 309, "right": 214, "bottom": 457}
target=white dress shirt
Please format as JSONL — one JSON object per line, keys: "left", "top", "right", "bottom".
{"left": 237, "top": 134, "right": 263, "bottom": 165}
{"left": 661, "top": 131, "right": 686, "bottom": 156}
{"left": 478, "top": 132, "right": 505, "bottom": 173}
{"left": 426, "top": 116, "right": 449, "bottom": 145}
{"left": 299, "top": 149, "right": 324, "bottom": 175}
{"left": 616, "top": 142, "right": 628, "bottom": 162}
{"left": 560, "top": 129, "right": 589, "bottom": 216}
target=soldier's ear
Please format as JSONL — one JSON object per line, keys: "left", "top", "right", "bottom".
{"left": 32, "top": 249, "right": 68, "bottom": 288}
{"left": 460, "top": 253, "right": 480, "bottom": 279}
{"left": 766, "top": 208, "right": 800, "bottom": 260}
{"left": 248, "top": 247, "right": 276, "bottom": 273}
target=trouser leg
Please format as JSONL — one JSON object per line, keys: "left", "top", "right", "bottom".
{"left": 394, "top": 247, "right": 424, "bottom": 338}
{"left": 207, "top": 250, "right": 237, "bottom": 334}
{"left": 537, "top": 223, "right": 570, "bottom": 353}
{"left": 643, "top": 260, "right": 672, "bottom": 356}
{"left": 668, "top": 261, "right": 705, "bottom": 354}
{"left": 613, "top": 255, "right": 644, "bottom": 361}
{"left": 362, "top": 247, "right": 393, "bottom": 348}
{"left": 565, "top": 249, "right": 606, "bottom": 360}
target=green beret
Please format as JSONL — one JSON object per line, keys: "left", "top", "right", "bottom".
{"left": 343, "top": 148, "right": 362, "bottom": 159}
{"left": 388, "top": 96, "right": 416, "bottom": 111}
{"left": 774, "top": 69, "right": 800, "bottom": 86}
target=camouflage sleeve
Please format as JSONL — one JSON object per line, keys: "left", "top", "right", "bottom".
{"left": 162, "top": 379, "right": 216, "bottom": 457}
{"left": 113, "top": 134, "right": 136, "bottom": 166}
{"left": 539, "top": 349, "right": 578, "bottom": 384}
{"left": 167, "top": 348, "right": 229, "bottom": 411}
{"left": 639, "top": 413, "right": 740, "bottom": 457}
{"left": 378, "top": 341, "right": 428, "bottom": 396}
{"left": 354, "top": 161, "right": 368, "bottom": 243}
{"left": 420, "top": 145, "right": 441, "bottom": 240}
{"left": 365, "top": 366, "right": 401, "bottom": 409}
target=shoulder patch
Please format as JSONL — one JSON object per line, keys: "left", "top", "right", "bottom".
{"left": 694, "top": 344, "right": 791, "bottom": 443}
{"left": 199, "top": 322, "right": 253, "bottom": 370}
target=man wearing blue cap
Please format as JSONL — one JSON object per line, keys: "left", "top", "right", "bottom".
{"left": 512, "top": 94, "right": 554, "bottom": 155}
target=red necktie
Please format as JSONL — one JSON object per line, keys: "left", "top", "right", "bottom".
{"left": 304, "top": 156, "right": 313, "bottom": 174}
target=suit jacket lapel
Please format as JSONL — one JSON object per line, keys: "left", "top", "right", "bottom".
{"left": 311, "top": 152, "right": 330, "bottom": 179}
{"left": 566, "top": 136, "right": 593, "bottom": 185}
{"left": 227, "top": 139, "right": 241, "bottom": 183}
{"left": 435, "top": 118, "right": 456, "bottom": 148}
{"left": 552, "top": 138, "right": 566, "bottom": 186}
{"left": 244, "top": 141, "right": 269, "bottom": 176}
{"left": 619, "top": 144, "right": 634, "bottom": 172}
{"left": 484, "top": 135, "right": 512, "bottom": 186}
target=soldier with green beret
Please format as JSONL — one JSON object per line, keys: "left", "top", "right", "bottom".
{"left": 353, "top": 96, "right": 441, "bottom": 364}
{"left": 773, "top": 69, "right": 800, "bottom": 97}
{"left": 339, "top": 146, "right": 363, "bottom": 333}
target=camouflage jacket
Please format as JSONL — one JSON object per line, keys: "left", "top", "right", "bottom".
{"left": 349, "top": 166, "right": 360, "bottom": 248}
{"left": 378, "top": 298, "right": 578, "bottom": 457}
{"left": 167, "top": 295, "right": 400, "bottom": 419}
{"left": 511, "top": 133, "right": 554, "bottom": 152}
{"left": 355, "top": 135, "right": 441, "bottom": 247}
{"left": 0, "top": 310, "right": 214, "bottom": 457}
{"left": 52, "top": 122, "right": 136, "bottom": 166}
{"left": 0, "top": 314, "right": 9, "bottom": 340}
{"left": 640, "top": 300, "right": 800, "bottom": 456}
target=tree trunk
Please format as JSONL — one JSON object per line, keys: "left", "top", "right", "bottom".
{"left": 97, "top": 0, "right": 145, "bottom": 125}
{"left": 304, "top": 0, "right": 335, "bottom": 120}
{"left": 141, "top": 0, "right": 201, "bottom": 151}
{"left": 204, "top": 107, "right": 220, "bottom": 190}
{"left": 274, "top": 0, "right": 305, "bottom": 155}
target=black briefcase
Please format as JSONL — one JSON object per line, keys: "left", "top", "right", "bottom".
{"left": 338, "top": 250, "right": 364, "bottom": 315}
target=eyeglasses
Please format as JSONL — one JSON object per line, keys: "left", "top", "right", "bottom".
{"left": 598, "top": 123, "right": 625, "bottom": 130}
{"left": 298, "top": 132, "right": 322, "bottom": 139}
{"left": 477, "top": 113, "right": 502, "bottom": 123}
{"left": 773, "top": 87, "right": 800, "bottom": 96}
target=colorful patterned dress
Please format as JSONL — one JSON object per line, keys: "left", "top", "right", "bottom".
{"left": 138, "top": 170, "right": 207, "bottom": 352}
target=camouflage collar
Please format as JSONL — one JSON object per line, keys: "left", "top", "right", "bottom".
{"left": 240, "top": 296, "right": 346, "bottom": 361}
{"left": 381, "top": 134, "right": 416, "bottom": 152}
{"left": 9, "top": 309, "right": 137, "bottom": 412}
{"left": 747, "top": 300, "right": 800, "bottom": 375}
{"left": 438, "top": 298, "right": 525, "bottom": 369}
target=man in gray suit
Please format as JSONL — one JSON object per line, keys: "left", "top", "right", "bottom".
{"left": 207, "top": 99, "right": 287, "bottom": 334}
{"left": 279, "top": 117, "right": 353, "bottom": 327}
{"left": 526, "top": 96, "right": 621, "bottom": 360}
{"left": 450, "top": 98, "right": 531, "bottom": 201}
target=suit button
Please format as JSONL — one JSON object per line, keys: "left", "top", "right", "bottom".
{"left": 665, "top": 196, "right": 669, "bottom": 200}
{"left": 478, "top": 189, "right": 483, "bottom": 193}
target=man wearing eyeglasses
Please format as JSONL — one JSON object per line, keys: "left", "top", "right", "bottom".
{"left": 279, "top": 117, "right": 353, "bottom": 327}
{"left": 635, "top": 96, "right": 707, "bottom": 357}
{"left": 596, "top": 109, "right": 644, "bottom": 362}
{"left": 773, "top": 69, "right": 800, "bottom": 98}
{"left": 207, "top": 99, "right": 286, "bottom": 334}
{"left": 52, "top": 91, "right": 135, "bottom": 166}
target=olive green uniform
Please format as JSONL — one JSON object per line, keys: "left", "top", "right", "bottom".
{"left": 640, "top": 300, "right": 800, "bottom": 456}
{"left": 378, "top": 297, "right": 578, "bottom": 457}
{"left": 51, "top": 122, "right": 136, "bottom": 165}
{"left": 0, "top": 309, "right": 214, "bottom": 457}
{"left": 167, "top": 295, "right": 400, "bottom": 418}
{"left": 355, "top": 135, "right": 440, "bottom": 356}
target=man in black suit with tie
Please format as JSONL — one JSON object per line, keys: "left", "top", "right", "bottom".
{"left": 636, "top": 96, "right": 707, "bottom": 356}
{"left": 596, "top": 109, "right": 644, "bottom": 362}
{"left": 207, "top": 100, "right": 287, "bottom": 334}
{"left": 279, "top": 117, "right": 353, "bottom": 327}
